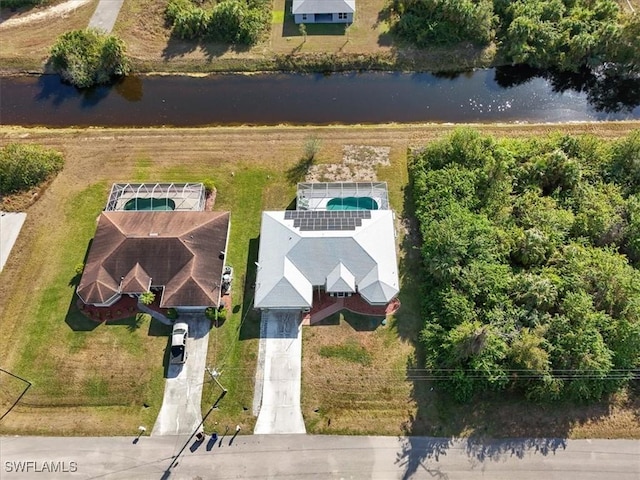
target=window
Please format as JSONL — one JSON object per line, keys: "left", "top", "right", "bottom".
{"left": 338, "top": 12, "right": 347, "bottom": 19}
{"left": 302, "top": 14, "right": 307, "bottom": 20}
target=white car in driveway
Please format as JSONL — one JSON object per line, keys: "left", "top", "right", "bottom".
{"left": 170, "top": 322, "right": 189, "bottom": 364}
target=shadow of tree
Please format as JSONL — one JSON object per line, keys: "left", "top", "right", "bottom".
{"left": 35, "top": 67, "right": 116, "bottom": 108}
{"left": 494, "top": 64, "right": 640, "bottom": 114}
{"left": 161, "top": 32, "right": 251, "bottom": 62}
{"left": 286, "top": 157, "right": 314, "bottom": 184}
{"left": 105, "top": 314, "right": 145, "bottom": 332}
{"left": 395, "top": 436, "right": 568, "bottom": 479}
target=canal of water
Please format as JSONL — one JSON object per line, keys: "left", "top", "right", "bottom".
{"left": 1, "top": 68, "right": 639, "bottom": 126}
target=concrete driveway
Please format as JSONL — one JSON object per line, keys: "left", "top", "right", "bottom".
{"left": 253, "top": 310, "right": 306, "bottom": 434}
{"left": 151, "top": 313, "right": 210, "bottom": 436}
{"left": 0, "top": 212, "right": 26, "bottom": 272}
{"left": 88, "top": 0, "right": 125, "bottom": 33}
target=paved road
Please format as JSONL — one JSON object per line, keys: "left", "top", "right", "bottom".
{"left": 0, "top": 212, "right": 26, "bottom": 272}
{"left": 253, "top": 310, "right": 306, "bottom": 434}
{"left": 1, "top": 435, "right": 638, "bottom": 479}
{"left": 88, "top": 0, "right": 124, "bottom": 33}
{"left": 152, "top": 314, "right": 210, "bottom": 436}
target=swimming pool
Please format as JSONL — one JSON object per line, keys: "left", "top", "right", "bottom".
{"left": 326, "top": 197, "right": 378, "bottom": 211}
{"left": 123, "top": 197, "right": 176, "bottom": 211}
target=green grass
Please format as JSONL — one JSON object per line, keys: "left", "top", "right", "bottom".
{"left": 6, "top": 183, "right": 169, "bottom": 423}
{"left": 319, "top": 340, "right": 372, "bottom": 366}
{"left": 132, "top": 161, "right": 297, "bottom": 429}
{"left": 272, "top": 10, "right": 285, "bottom": 23}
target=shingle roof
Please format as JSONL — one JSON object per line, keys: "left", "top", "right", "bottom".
{"left": 254, "top": 210, "right": 398, "bottom": 309}
{"left": 292, "top": 0, "right": 355, "bottom": 15}
{"left": 326, "top": 262, "right": 356, "bottom": 293}
{"left": 77, "top": 211, "right": 230, "bottom": 308}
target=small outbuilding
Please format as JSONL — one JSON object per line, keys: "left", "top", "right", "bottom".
{"left": 292, "top": 0, "right": 355, "bottom": 24}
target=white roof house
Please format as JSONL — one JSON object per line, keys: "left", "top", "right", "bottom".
{"left": 254, "top": 209, "right": 399, "bottom": 309}
{"left": 292, "top": 0, "right": 355, "bottom": 15}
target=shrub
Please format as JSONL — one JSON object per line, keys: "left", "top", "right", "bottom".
{"left": 205, "top": 307, "right": 217, "bottom": 320}
{"left": 392, "top": 0, "right": 495, "bottom": 47}
{"left": 50, "top": 29, "right": 130, "bottom": 88}
{"left": 165, "top": 0, "right": 269, "bottom": 45}
{"left": 166, "top": 308, "right": 178, "bottom": 320}
{"left": 139, "top": 291, "right": 155, "bottom": 305}
{"left": 203, "top": 179, "right": 216, "bottom": 195}
{"left": 0, "top": 143, "right": 64, "bottom": 195}
{"left": 74, "top": 263, "right": 85, "bottom": 275}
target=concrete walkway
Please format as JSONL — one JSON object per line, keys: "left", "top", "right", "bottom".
{"left": 88, "top": 0, "right": 124, "bottom": 33}
{"left": 253, "top": 310, "right": 306, "bottom": 434}
{"left": 151, "top": 313, "right": 210, "bottom": 436}
{"left": 0, "top": 212, "right": 26, "bottom": 272}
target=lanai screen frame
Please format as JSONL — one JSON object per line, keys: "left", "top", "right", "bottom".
{"left": 105, "top": 183, "right": 206, "bottom": 212}
{"left": 297, "top": 182, "right": 390, "bottom": 210}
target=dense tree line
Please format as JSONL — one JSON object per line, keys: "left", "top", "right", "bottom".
{"left": 0, "top": 143, "right": 64, "bottom": 195}
{"left": 165, "top": 0, "right": 270, "bottom": 45}
{"left": 410, "top": 128, "right": 640, "bottom": 402}
{"left": 391, "top": 0, "right": 640, "bottom": 72}
{"left": 50, "top": 29, "right": 130, "bottom": 88}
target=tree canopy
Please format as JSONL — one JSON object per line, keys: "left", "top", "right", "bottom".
{"left": 391, "top": 0, "right": 640, "bottom": 72}
{"left": 410, "top": 128, "right": 640, "bottom": 402}
{"left": 49, "top": 29, "right": 130, "bottom": 88}
{"left": 165, "top": 0, "right": 269, "bottom": 45}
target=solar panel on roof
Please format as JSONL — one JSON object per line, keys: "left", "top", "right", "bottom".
{"left": 284, "top": 208, "right": 373, "bottom": 231}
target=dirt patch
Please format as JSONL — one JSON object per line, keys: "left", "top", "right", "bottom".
{"left": 306, "top": 145, "right": 390, "bottom": 182}
{"left": 0, "top": 0, "right": 91, "bottom": 29}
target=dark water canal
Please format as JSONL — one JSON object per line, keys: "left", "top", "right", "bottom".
{"left": 1, "top": 67, "right": 639, "bottom": 126}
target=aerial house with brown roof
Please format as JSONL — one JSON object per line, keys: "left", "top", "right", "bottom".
{"left": 77, "top": 183, "right": 230, "bottom": 312}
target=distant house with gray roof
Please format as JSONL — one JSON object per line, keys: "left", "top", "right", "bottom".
{"left": 292, "top": 0, "right": 355, "bottom": 24}
{"left": 254, "top": 182, "right": 399, "bottom": 311}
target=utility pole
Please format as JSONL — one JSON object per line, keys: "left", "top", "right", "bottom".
{"left": 170, "top": 388, "right": 227, "bottom": 469}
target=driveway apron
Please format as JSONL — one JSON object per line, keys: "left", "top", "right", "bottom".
{"left": 152, "top": 313, "right": 209, "bottom": 436}
{"left": 254, "top": 310, "right": 306, "bottom": 434}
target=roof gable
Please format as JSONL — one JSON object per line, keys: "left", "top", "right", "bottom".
{"left": 326, "top": 262, "right": 356, "bottom": 293}
{"left": 78, "top": 211, "right": 230, "bottom": 307}
{"left": 120, "top": 262, "right": 152, "bottom": 293}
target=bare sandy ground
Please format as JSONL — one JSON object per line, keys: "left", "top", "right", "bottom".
{"left": 0, "top": 0, "right": 91, "bottom": 29}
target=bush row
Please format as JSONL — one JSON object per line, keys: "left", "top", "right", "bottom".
{"left": 0, "top": 143, "right": 64, "bottom": 195}
{"left": 165, "top": 0, "right": 270, "bottom": 45}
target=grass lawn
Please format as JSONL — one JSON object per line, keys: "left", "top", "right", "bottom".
{"left": 0, "top": 123, "right": 639, "bottom": 437}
